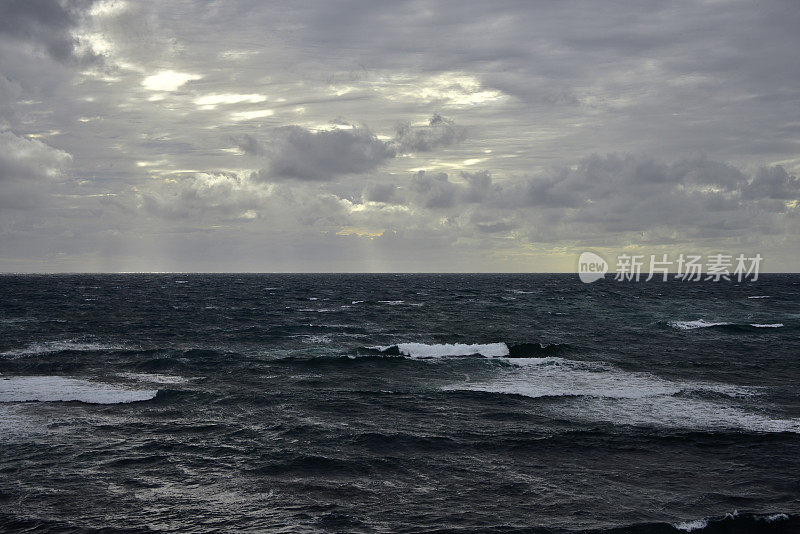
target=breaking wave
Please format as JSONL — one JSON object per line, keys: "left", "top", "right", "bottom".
{"left": 0, "top": 376, "right": 157, "bottom": 404}
{"left": 668, "top": 319, "right": 785, "bottom": 331}
{"left": 364, "top": 341, "right": 570, "bottom": 359}
{"left": 442, "top": 356, "right": 800, "bottom": 434}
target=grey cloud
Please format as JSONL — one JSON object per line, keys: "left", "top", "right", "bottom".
{"left": 2, "top": 1, "right": 800, "bottom": 271}
{"left": 231, "top": 134, "right": 265, "bottom": 156}
{"left": 247, "top": 115, "right": 462, "bottom": 182}
{"left": 377, "top": 155, "right": 795, "bottom": 243}
{"left": 0, "top": 0, "right": 96, "bottom": 62}
{"left": 407, "top": 170, "right": 499, "bottom": 209}
{"left": 510, "top": 155, "right": 751, "bottom": 210}
{"left": 742, "top": 166, "right": 800, "bottom": 200}
{"left": 141, "top": 172, "right": 266, "bottom": 220}
{"left": 0, "top": 128, "right": 71, "bottom": 209}
{"left": 410, "top": 171, "right": 459, "bottom": 209}
{"left": 254, "top": 125, "right": 395, "bottom": 182}
{"left": 391, "top": 114, "right": 466, "bottom": 154}
{"left": 475, "top": 221, "right": 515, "bottom": 234}
{"left": 362, "top": 182, "right": 397, "bottom": 203}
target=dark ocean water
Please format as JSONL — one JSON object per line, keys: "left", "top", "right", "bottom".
{"left": 1, "top": 274, "right": 799, "bottom": 533}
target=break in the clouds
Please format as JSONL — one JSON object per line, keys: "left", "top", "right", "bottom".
{"left": 0, "top": 0, "right": 799, "bottom": 271}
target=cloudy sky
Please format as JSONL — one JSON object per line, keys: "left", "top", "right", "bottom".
{"left": 1, "top": 0, "right": 799, "bottom": 272}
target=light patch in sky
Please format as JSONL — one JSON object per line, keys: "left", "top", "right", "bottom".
{"left": 336, "top": 227, "right": 386, "bottom": 239}
{"left": 374, "top": 73, "right": 507, "bottom": 107}
{"left": 230, "top": 109, "right": 274, "bottom": 121}
{"left": 142, "top": 71, "right": 202, "bottom": 92}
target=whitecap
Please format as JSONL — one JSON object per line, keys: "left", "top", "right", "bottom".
{"left": 1, "top": 340, "right": 129, "bottom": 358}
{"left": 116, "top": 372, "right": 191, "bottom": 384}
{"left": 0, "top": 376, "right": 157, "bottom": 404}
{"left": 378, "top": 300, "right": 405, "bottom": 305}
{"left": 747, "top": 295, "right": 771, "bottom": 299}
{"left": 750, "top": 323, "right": 783, "bottom": 328}
{"left": 673, "top": 518, "right": 708, "bottom": 531}
{"left": 375, "top": 342, "right": 510, "bottom": 358}
{"left": 669, "top": 319, "right": 732, "bottom": 330}
{"left": 765, "top": 513, "right": 789, "bottom": 522}
{"left": 443, "top": 358, "right": 799, "bottom": 433}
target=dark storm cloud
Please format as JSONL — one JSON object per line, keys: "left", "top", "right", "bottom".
{"left": 0, "top": 0, "right": 95, "bottom": 62}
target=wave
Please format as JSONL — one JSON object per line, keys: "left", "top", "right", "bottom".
{"left": 365, "top": 342, "right": 570, "bottom": 359}
{"left": 668, "top": 319, "right": 732, "bottom": 330}
{"left": 668, "top": 319, "right": 785, "bottom": 331}
{"left": 747, "top": 295, "right": 771, "bottom": 299}
{"left": 442, "top": 357, "right": 800, "bottom": 434}
{"left": 669, "top": 511, "right": 796, "bottom": 533}
{"left": 0, "top": 340, "right": 130, "bottom": 359}
{"left": 370, "top": 342, "right": 509, "bottom": 358}
{"left": 116, "top": 372, "right": 192, "bottom": 384}
{"left": 0, "top": 376, "right": 157, "bottom": 404}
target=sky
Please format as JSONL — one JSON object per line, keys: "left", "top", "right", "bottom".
{"left": 0, "top": 0, "right": 799, "bottom": 272}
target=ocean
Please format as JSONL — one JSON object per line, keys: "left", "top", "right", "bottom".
{"left": 1, "top": 273, "right": 799, "bottom": 533}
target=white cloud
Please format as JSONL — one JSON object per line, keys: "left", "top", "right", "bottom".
{"left": 141, "top": 70, "right": 202, "bottom": 91}
{"left": 230, "top": 109, "right": 274, "bottom": 121}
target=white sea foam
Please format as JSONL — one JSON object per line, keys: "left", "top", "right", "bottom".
{"left": 443, "top": 358, "right": 800, "bottom": 433}
{"left": 377, "top": 342, "right": 510, "bottom": 358}
{"left": 670, "top": 319, "right": 784, "bottom": 330}
{"left": 293, "top": 334, "right": 333, "bottom": 344}
{"left": 116, "top": 372, "right": 191, "bottom": 384}
{"left": 673, "top": 518, "right": 708, "bottom": 531}
{"left": 445, "top": 358, "right": 684, "bottom": 399}
{"left": 747, "top": 295, "right": 771, "bottom": 299}
{"left": 669, "top": 319, "right": 732, "bottom": 330}
{"left": 0, "top": 376, "right": 157, "bottom": 404}
{"left": 378, "top": 300, "right": 405, "bottom": 305}
{"left": 1, "top": 340, "right": 128, "bottom": 358}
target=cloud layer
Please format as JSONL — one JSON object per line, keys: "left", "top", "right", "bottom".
{"left": 0, "top": 0, "right": 799, "bottom": 271}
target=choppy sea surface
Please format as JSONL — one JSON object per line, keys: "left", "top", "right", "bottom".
{"left": 1, "top": 273, "right": 799, "bottom": 533}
